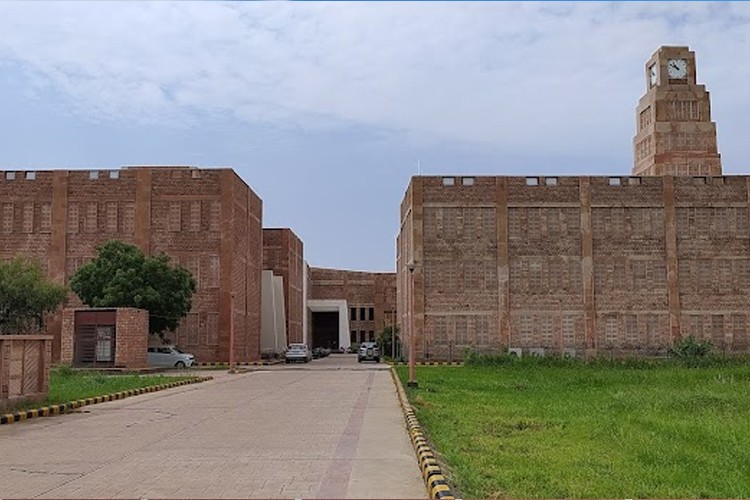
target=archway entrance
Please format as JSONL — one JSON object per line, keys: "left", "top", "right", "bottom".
{"left": 311, "top": 311, "right": 339, "bottom": 350}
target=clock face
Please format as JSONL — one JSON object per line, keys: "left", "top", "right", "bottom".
{"left": 649, "top": 64, "right": 658, "bottom": 86}
{"left": 667, "top": 58, "right": 687, "bottom": 79}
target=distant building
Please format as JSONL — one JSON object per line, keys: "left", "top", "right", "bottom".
{"left": 307, "top": 267, "right": 397, "bottom": 350}
{"left": 0, "top": 167, "right": 263, "bottom": 363}
{"left": 397, "top": 47, "right": 749, "bottom": 360}
{"left": 263, "top": 228, "right": 305, "bottom": 348}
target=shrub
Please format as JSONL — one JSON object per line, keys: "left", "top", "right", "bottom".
{"left": 669, "top": 335, "right": 714, "bottom": 366}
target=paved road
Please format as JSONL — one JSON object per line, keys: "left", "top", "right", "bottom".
{"left": 0, "top": 355, "right": 425, "bottom": 499}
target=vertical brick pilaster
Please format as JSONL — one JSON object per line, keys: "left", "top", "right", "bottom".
{"left": 496, "top": 177, "right": 511, "bottom": 350}
{"left": 48, "top": 171, "right": 68, "bottom": 361}
{"left": 218, "top": 170, "right": 235, "bottom": 361}
{"left": 663, "top": 176, "right": 682, "bottom": 343}
{"left": 135, "top": 169, "right": 152, "bottom": 254}
{"left": 579, "top": 177, "right": 597, "bottom": 355}
{"left": 412, "top": 178, "right": 425, "bottom": 360}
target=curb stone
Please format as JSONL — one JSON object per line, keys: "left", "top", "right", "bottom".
{"left": 394, "top": 361, "right": 463, "bottom": 366}
{"left": 196, "top": 360, "right": 284, "bottom": 368}
{"left": 1, "top": 376, "right": 213, "bottom": 425}
{"left": 390, "top": 367, "right": 457, "bottom": 500}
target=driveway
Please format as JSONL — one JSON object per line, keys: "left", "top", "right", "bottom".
{"left": 0, "top": 355, "right": 425, "bottom": 499}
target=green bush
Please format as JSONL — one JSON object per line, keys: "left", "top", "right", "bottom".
{"left": 669, "top": 335, "right": 714, "bottom": 366}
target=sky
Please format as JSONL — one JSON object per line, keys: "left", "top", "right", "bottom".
{"left": 1, "top": 2, "right": 749, "bottom": 272}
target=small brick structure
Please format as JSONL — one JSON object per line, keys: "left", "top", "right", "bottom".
{"left": 0, "top": 335, "right": 53, "bottom": 411}
{"left": 61, "top": 308, "right": 148, "bottom": 368}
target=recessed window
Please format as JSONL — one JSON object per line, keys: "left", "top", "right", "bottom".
{"left": 109, "top": 171, "right": 120, "bottom": 179}
{"left": 350, "top": 307, "right": 357, "bottom": 321}
{"left": 359, "top": 307, "right": 366, "bottom": 321}
{"left": 609, "top": 177, "right": 621, "bottom": 186}
{"left": 545, "top": 177, "right": 557, "bottom": 186}
{"left": 25, "top": 172, "right": 36, "bottom": 180}
{"left": 442, "top": 177, "right": 455, "bottom": 186}
{"left": 368, "top": 307, "right": 375, "bottom": 321}
{"left": 712, "top": 176, "right": 724, "bottom": 186}
{"left": 694, "top": 176, "right": 707, "bottom": 185}
{"left": 526, "top": 177, "right": 539, "bottom": 186}
{"left": 89, "top": 171, "right": 99, "bottom": 180}
{"left": 462, "top": 177, "right": 474, "bottom": 186}
{"left": 5, "top": 172, "right": 16, "bottom": 180}
{"left": 628, "top": 177, "right": 641, "bottom": 185}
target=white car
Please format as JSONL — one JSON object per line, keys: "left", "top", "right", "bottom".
{"left": 147, "top": 345, "right": 195, "bottom": 368}
{"left": 285, "top": 344, "right": 312, "bottom": 363}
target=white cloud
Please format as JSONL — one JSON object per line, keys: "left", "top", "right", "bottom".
{"left": 1, "top": 2, "right": 749, "bottom": 161}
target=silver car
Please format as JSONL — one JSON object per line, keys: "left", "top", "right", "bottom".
{"left": 147, "top": 345, "right": 195, "bottom": 368}
{"left": 358, "top": 342, "right": 380, "bottom": 363}
{"left": 285, "top": 343, "right": 312, "bottom": 363}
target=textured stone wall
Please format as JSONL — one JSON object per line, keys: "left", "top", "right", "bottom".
{"left": 0, "top": 167, "right": 263, "bottom": 363}
{"left": 0, "top": 335, "right": 53, "bottom": 410}
{"left": 398, "top": 175, "right": 750, "bottom": 360}
{"left": 263, "top": 228, "right": 305, "bottom": 344}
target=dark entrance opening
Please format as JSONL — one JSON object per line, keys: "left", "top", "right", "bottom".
{"left": 311, "top": 311, "right": 339, "bottom": 350}
{"left": 74, "top": 310, "right": 117, "bottom": 367}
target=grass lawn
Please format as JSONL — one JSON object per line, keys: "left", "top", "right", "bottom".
{"left": 396, "top": 361, "right": 750, "bottom": 498}
{"left": 6, "top": 366, "right": 195, "bottom": 413}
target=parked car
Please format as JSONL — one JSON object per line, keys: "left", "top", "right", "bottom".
{"left": 147, "top": 345, "right": 195, "bottom": 368}
{"left": 312, "top": 347, "right": 324, "bottom": 359}
{"left": 285, "top": 343, "right": 312, "bottom": 363}
{"left": 358, "top": 341, "right": 380, "bottom": 363}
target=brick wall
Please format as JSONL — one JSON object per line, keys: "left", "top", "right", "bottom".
{"left": 0, "top": 167, "right": 263, "bottom": 363}
{"left": 398, "top": 175, "right": 750, "bottom": 360}
{"left": 263, "top": 228, "right": 305, "bottom": 343}
{"left": 309, "top": 267, "right": 397, "bottom": 344}
{"left": 0, "top": 335, "right": 53, "bottom": 410}
{"left": 115, "top": 308, "right": 148, "bottom": 368}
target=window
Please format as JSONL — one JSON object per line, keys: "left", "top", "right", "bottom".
{"left": 350, "top": 307, "right": 357, "bottom": 321}
{"left": 609, "top": 177, "right": 621, "bottom": 186}
{"left": 109, "top": 171, "right": 120, "bottom": 179}
{"left": 693, "top": 176, "right": 707, "bottom": 185}
{"left": 359, "top": 307, "right": 366, "bottom": 321}
{"left": 5, "top": 172, "right": 16, "bottom": 180}
{"left": 369, "top": 331, "right": 375, "bottom": 341}
{"left": 368, "top": 307, "right": 374, "bottom": 321}
{"left": 461, "top": 177, "right": 474, "bottom": 186}
{"left": 350, "top": 331, "right": 357, "bottom": 343}
{"left": 628, "top": 177, "right": 641, "bottom": 185}
{"left": 89, "top": 171, "right": 99, "bottom": 180}
{"left": 25, "top": 172, "right": 36, "bottom": 180}
{"left": 359, "top": 330, "right": 366, "bottom": 343}
{"left": 525, "top": 177, "right": 539, "bottom": 186}
{"left": 442, "top": 177, "right": 455, "bottom": 186}
{"left": 545, "top": 177, "right": 557, "bottom": 186}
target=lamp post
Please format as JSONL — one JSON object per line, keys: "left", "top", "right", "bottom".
{"left": 229, "top": 292, "right": 236, "bottom": 374}
{"left": 407, "top": 261, "right": 418, "bottom": 388}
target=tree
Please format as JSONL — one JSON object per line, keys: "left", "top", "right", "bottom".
{"left": 377, "top": 325, "right": 400, "bottom": 359}
{"left": 0, "top": 257, "right": 68, "bottom": 334}
{"left": 70, "top": 240, "right": 196, "bottom": 336}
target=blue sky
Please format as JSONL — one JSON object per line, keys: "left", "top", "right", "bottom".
{"left": 1, "top": 2, "right": 749, "bottom": 271}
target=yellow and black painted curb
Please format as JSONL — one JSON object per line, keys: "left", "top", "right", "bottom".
{"left": 197, "top": 360, "right": 283, "bottom": 368}
{"left": 0, "top": 376, "right": 212, "bottom": 426}
{"left": 394, "top": 361, "right": 463, "bottom": 366}
{"left": 390, "top": 368, "right": 457, "bottom": 500}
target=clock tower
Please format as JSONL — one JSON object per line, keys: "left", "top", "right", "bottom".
{"left": 632, "top": 46, "right": 722, "bottom": 176}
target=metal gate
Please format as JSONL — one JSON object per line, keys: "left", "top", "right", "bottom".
{"left": 74, "top": 310, "right": 117, "bottom": 367}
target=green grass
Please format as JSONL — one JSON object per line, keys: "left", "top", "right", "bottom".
{"left": 6, "top": 365, "right": 194, "bottom": 413}
{"left": 397, "top": 360, "right": 750, "bottom": 498}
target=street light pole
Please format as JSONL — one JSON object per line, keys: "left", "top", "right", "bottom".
{"left": 407, "top": 261, "right": 418, "bottom": 388}
{"left": 229, "top": 292, "right": 236, "bottom": 374}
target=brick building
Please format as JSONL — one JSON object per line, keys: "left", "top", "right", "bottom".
{"left": 307, "top": 267, "right": 397, "bottom": 350}
{"left": 0, "top": 167, "right": 262, "bottom": 363}
{"left": 397, "top": 46, "right": 748, "bottom": 361}
{"left": 262, "top": 228, "right": 305, "bottom": 344}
